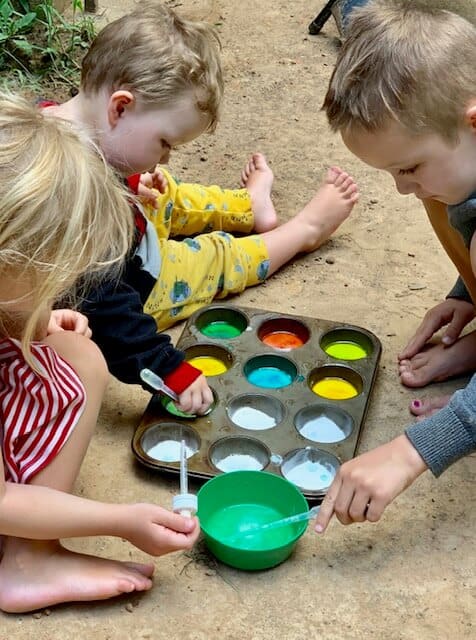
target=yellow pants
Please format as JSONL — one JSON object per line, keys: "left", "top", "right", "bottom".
{"left": 423, "top": 198, "right": 476, "bottom": 303}
{"left": 143, "top": 169, "right": 270, "bottom": 330}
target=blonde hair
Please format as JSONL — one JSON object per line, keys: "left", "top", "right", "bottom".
{"left": 81, "top": 1, "right": 223, "bottom": 131}
{"left": 0, "top": 92, "right": 133, "bottom": 365}
{"left": 323, "top": 0, "right": 476, "bottom": 142}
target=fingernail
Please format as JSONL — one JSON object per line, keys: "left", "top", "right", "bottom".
{"left": 412, "top": 400, "right": 421, "bottom": 408}
{"left": 315, "top": 524, "right": 323, "bottom": 533}
{"left": 442, "top": 336, "right": 452, "bottom": 344}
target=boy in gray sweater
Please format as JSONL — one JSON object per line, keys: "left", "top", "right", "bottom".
{"left": 314, "top": 0, "right": 476, "bottom": 532}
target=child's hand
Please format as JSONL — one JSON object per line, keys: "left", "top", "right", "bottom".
{"left": 125, "top": 503, "right": 200, "bottom": 556}
{"left": 47, "top": 309, "right": 92, "bottom": 338}
{"left": 138, "top": 166, "right": 168, "bottom": 207}
{"left": 176, "top": 374, "right": 213, "bottom": 415}
{"left": 314, "top": 435, "right": 428, "bottom": 534}
{"left": 399, "top": 298, "right": 475, "bottom": 360}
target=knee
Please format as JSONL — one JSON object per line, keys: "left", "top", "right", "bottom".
{"left": 44, "top": 333, "right": 109, "bottom": 390}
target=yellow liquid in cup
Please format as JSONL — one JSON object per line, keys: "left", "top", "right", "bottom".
{"left": 187, "top": 355, "right": 228, "bottom": 377}
{"left": 312, "top": 377, "right": 358, "bottom": 400}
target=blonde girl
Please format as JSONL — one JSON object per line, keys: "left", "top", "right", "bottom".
{"left": 0, "top": 93, "right": 199, "bottom": 614}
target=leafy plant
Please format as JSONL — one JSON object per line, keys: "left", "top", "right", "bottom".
{"left": 0, "top": 0, "right": 96, "bottom": 89}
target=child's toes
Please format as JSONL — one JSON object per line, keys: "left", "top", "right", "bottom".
{"left": 341, "top": 176, "right": 355, "bottom": 192}
{"left": 325, "top": 166, "right": 340, "bottom": 183}
{"left": 334, "top": 171, "right": 350, "bottom": 188}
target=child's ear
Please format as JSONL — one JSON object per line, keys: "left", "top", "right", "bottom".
{"left": 107, "top": 91, "right": 135, "bottom": 127}
{"left": 465, "top": 99, "right": 476, "bottom": 133}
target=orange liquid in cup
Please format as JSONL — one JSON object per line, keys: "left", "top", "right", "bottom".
{"left": 262, "top": 331, "right": 304, "bottom": 350}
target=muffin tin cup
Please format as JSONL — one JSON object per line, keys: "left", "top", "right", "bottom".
{"left": 132, "top": 303, "right": 381, "bottom": 500}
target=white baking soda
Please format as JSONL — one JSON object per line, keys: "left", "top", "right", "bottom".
{"left": 231, "top": 406, "right": 277, "bottom": 430}
{"left": 300, "top": 415, "right": 346, "bottom": 443}
{"left": 147, "top": 440, "right": 193, "bottom": 462}
{"left": 284, "top": 460, "right": 334, "bottom": 490}
{"left": 216, "top": 453, "right": 263, "bottom": 472}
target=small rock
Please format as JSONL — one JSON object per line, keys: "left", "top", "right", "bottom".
{"left": 125, "top": 602, "right": 134, "bottom": 613}
{"left": 325, "top": 257, "right": 335, "bottom": 264}
{"left": 369, "top": 198, "right": 378, "bottom": 204}
{"left": 44, "top": 609, "right": 52, "bottom": 616}
{"left": 407, "top": 252, "right": 415, "bottom": 257}
{"left": 408, "top": 283, "right": 426, "bottom": 291}
{"left": 33, "top": 612, "right": 42, "bottom": 619}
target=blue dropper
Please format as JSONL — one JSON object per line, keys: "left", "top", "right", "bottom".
{"left": 227, "top": 505, "right": 320, "bottom": 545}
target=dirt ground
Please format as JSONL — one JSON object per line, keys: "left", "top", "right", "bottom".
{"left": 3, "top": 0, "right": 475, "bottom": 638}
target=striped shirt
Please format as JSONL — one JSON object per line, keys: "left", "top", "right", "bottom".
{"left": 0, "top": 338, "right": 85, "bottom": 483}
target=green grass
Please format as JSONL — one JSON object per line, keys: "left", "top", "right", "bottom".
{"left": 0, "top": 0, "right": 95, "bottom": 91}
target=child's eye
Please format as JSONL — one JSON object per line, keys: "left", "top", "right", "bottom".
{"left": 398, "top": 165, "right": 418, "bottom": 175}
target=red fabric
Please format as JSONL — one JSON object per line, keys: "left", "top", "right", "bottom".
{"left": 163, "top": 361, "right": 202, "bottom": 394}
{"left": 127, "top": 174, "right": 141, "bottom": 194}
{"left": 132, "top": 203, "right": 147, "bottom": 246}
{"left": 37, "top": 99, "right": 58, "bottom": 109}
{"left": 0, "top": 339, "right": 85, "bottom": 483}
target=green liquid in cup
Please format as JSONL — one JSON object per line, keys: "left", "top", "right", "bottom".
{"left": 208, "top": 503, "right": 290, "bottom": 550}
{"left": 200, "top": 321, "right": 242, "bottom": 339}
{"left": 161, "top": 396, "right": 196, "bottom": 418}
{"left": 324, "top": 340, "right": 367, "bottom": 360}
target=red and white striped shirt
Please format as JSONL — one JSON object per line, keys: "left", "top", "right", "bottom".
{"left": 0, "top": 338, "right": 85, "bottom": 484}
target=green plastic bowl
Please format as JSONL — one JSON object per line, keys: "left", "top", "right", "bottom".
{"left": 197, "top": 470, "right": 308, "bottom": 570}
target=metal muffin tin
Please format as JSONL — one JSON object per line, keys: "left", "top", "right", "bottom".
{"left": 132, "top": 304, "right": 381, "bottom": 501}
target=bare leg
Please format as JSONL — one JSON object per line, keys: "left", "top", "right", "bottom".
{"left": 263, "top": 167, "right": 358, "bottom": 275}
{"left": 240, "top": 153, "right": 277, "bottom": 233}
{"left": 423, "top": 198, "right": 476, "bottom": 302}
{"left": 399, "top": 331, "right": 476, "bottom": 388}
{"left": 0, "top": 333, "right": 154, "bottom": 613}
{"left": 398, "top": 199, "right": 476, "bottom": 423}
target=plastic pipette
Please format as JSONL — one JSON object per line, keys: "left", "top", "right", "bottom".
{"left": 227, "top": 506, "right": 320, "bottom": 545}
{"left": 172, "top": 439, "right": 197, "bottom": 517}
{"left": 180, "top": 438, "right": 188, "bottom": 495}
{"left": 140, "top": 368, "right": 179, "bottom": 402}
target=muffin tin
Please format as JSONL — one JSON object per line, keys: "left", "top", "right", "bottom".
{"left": 132, "top": 304, "right": 381, "bottom": 500}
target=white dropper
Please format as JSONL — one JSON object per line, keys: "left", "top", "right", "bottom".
{"left": 172, "top": 439, "right": 197, "bottom": 518}
{"left": 226, "top": 505, "right": 320, "bottom": 545}
{"left": 140, "top": 368, "right": 179, "bottom": 401}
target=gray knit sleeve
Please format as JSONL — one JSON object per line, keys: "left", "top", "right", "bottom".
{"left": 405, "top": 375, "right": 476, "bottom": 476}
{"left": 446, "top": 276, "right": 472, "bottom": 302}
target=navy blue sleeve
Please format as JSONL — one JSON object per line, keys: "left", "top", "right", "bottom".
{"left": 446, "top": 276, "right": 472, "bottom": 303}
{"left": 80, "top": 274, "right": 184, "bottom": 386}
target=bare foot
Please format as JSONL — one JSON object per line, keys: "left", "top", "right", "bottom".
{"left": 240, "top": 153, "right": 278, "bottom": 232}
{"left": 296, "top": 167, "right": 359, "bottom": 252}
{"left": 399, "top": 333, "right": 476, "bottom": 388}
{"left": 410, "top": 395, "right": 452, "bottom": 420}
{"left": 0, "top": 538, "right": 154, "bottom": 613}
